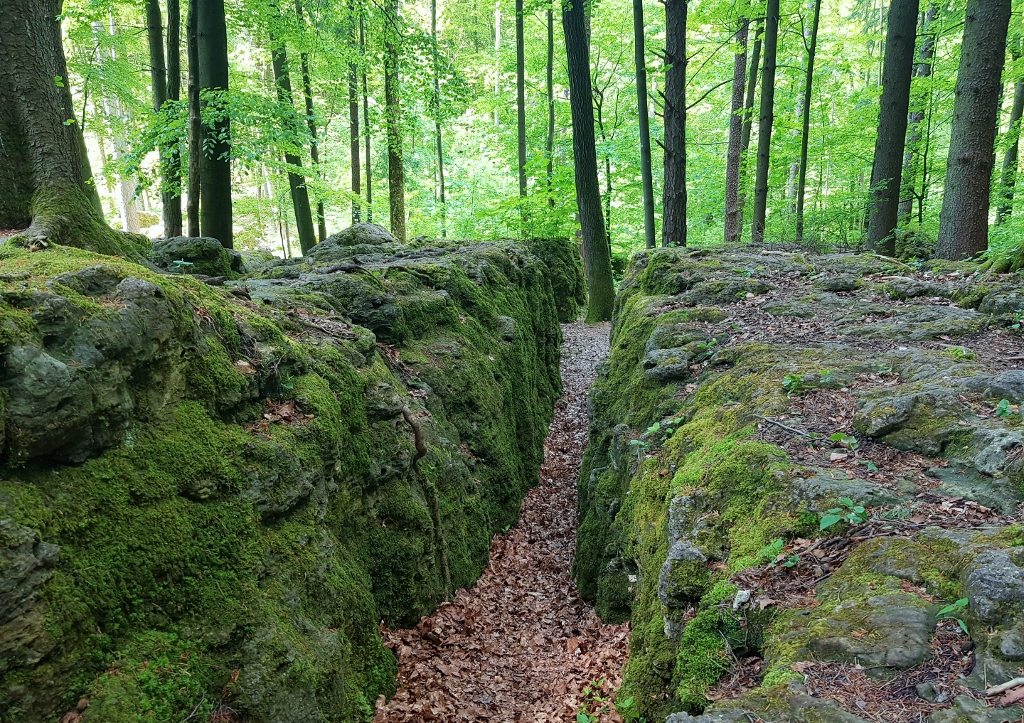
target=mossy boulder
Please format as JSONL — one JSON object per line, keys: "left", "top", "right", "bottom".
{"left": 0, "top": 235, "right": 579, "bottom": 722}
{"left": 151, "top": 235, "right": 244, "bottom": 277}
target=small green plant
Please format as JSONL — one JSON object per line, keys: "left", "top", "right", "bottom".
{"left": 819, "top": 369, "right": 834, "bottom": 384}
{"left": 171, "top": 259, "right": 194, "bottom": 268}
{"left": 859, "top": 459, "right": 879, "bottom": 472}
{"left": 995, "top": 399, "right": 1014, "bottom": 418}
{"left": 783, "top": 374, "right": 805, "bottom": 394}
{"left": 820, "top": 498, "right": 868, "bottom": 531}
{"left": 829, "top": 432, "right": 859, "bottom": 450}
{"left": 942, "top": 346, "right": 976, "bottom": 361}
{"left": 576, "top": 679, "right": 612, "bottom": 722}
{"left": 1011, "top": 310, "right": 1023, "bottom": 333}
{"left": 936, "top": 597, "right": 969, "bottom": 634}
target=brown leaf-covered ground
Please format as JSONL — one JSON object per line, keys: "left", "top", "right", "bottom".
{"left": 374, "top": 320, "right": 629, "bottom": 723}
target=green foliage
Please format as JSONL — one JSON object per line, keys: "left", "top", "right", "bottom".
{"left": 936, "top": 597, "right": 970, "bottom": 634}
{"left": 819, "top": 498, "right": 868, "bottom": 531}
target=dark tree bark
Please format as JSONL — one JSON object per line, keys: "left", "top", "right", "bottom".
{"left": 0, "top": 0, "right": 89, "bottom": 225}
{"left": 898, "top": 4, "right": 937, "bottom": 222}
{"left": 186, "top": 0, "right": 201, "bottom": 236}
{"left": 752, "top": 0, "right": 780, "bottom": 244}
{"left": 725, "top": 17, "right": 749, "bottom": 243}
{"left": 345, "top": 0, "right": 361, "bottom": 226}
{"left": 384, "top": 0, "right": 407, "bottom": 242}
{"left": 738, "top": 21, "right": 762, "bottom": 230}
{"left": 662, "top": 0, "right": 687, "bottom": 247}
{"left": 145, "top": 0, "right": 183, "bottom": 238}
{"left": 547, "top": 1, "right": 556, "bottom": 208}
{"left": 795, "top": 0, "right": 822, "bottom": 243}
{"left": 866, "top": 0, "right": 921, "bottom": 254}
{"left": 936, "top": 0, "right": 1012, "bottom": 259}
{"left": 271, "top": 40, "right": 317, "bottom": 255}
{"left": 165, "top": 0, "right": 183, "bottom": 236}
{"left": 362, "top": 16, "right": 372, "bottom": 223}
{"left": 197, "top": 0, "right": 233, "bottom": 248}
{"left": 998, "top": 40, "right": 1024, "bottom": 224}
{"left": 0, "top": 0, "right": 149, "bottom": 257}
{"left": 562, "top": 0, "right": 614, "bottom": 322}
{"left": 634, "top": 0, "right": 656, "bottom": 248}
{"left": 296, "top": 0, "right": 327, "bottom": 241}
{"left": 516, "top": 0, "right": 527, "bottom": 200}
{"left": 432, "top": 0, "right": 446, "bottom": 235}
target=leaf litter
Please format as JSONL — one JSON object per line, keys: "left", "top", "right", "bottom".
{"left": 374, "top": 320, "right": 629, "bottom": 722}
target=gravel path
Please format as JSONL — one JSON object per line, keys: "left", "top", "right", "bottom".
{"left": 374, "top": 320, "right": 629, "bottom": 722}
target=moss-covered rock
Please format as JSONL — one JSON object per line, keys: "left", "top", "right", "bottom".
{"left": 0, "top": 232, "right": 580, "bottom": 722}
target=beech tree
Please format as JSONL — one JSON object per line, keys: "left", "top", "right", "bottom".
{"left": 197, "top": 0, "right": 233, "bottom": 247}
{"left": 384, "top": 0, "right": 407, "bottom": 242}
{"left": 633, "top": 0, "right": 656, "bottom": 248}
{"left": 751, "top": 0, "right": 779, "bottom": 244}
{"left": 998, "top": 37, "right": 1024, "bottom": 224}
{"left": 936, "top": 0, "right": 1012, "bottom": 259}
{"left": 563, "top": 0, "right": 614, "bottom": 322}
{"left": 724, "top": 17, "right": 748, "bottom": 244}
{"left": 794, "top": 0, "right": 821, "bottom": 244}
{"left": 662, "top": 0, "right": 688, "bottom": 247}
{"left": 866, "top": 0, "right": 920, "bottom": 254}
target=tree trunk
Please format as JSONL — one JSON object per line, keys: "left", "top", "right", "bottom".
{"left": 547, "top": 2, "right": 556, "bottom": 208}
{"left": 752, "top": 0, "right": 780, "bottom": 244}
{"left": 516, "top": 0, "right": 528, "bottom": 201}
{"left": 361, "top": 16, "right": 372, "bottom": 223}
{"left": 898, "top": 4, "right": 937, "bottom": 222}
{"left": 197, "top": 0, "right": 233, "bottom": 248}
{"left": 186, "top": 0, "right": 201, "bottom": 236}
{"left": 562, "top": 0, "right": 614, "bottom": 322}
{"left": 997, "top": 41, "right": 1024, "bottom": 223}
{"left": 662, "top": 0, "right": 687, "bottom": 247}
{"left": 165, "top": 0, "right": 183, "bottom": 236}
{"left": 634, "top": 0, "right": 656, "bottom": 248}
{"left": 738, "top": 22, "right": 762, "bottom": 230}
{"left": 384, "top": 0, "right": 407, "bottom": 242}
{"left": 145, "top": 0, "right": 182, "bottom": 238}
{"left": 724, "top": 17, "right": 749, "bottom": 243}
{"left": 0, "top": 0, "right": 148, "bottom": 257}
{"left": 271, "top": 40, "right": 317, "bottom": 255}
{"left": 935, "top": 0, "right": 1011, "bottom": 260}
{"left": 296, "top": 0, "right": 327, "bottom": 241}
{"left": 432, "top": 0, "right": 447, "bottom": 235}
{"left": 866, "top": 0, "right": 920, "bottom": 254}
{"left": 346, "top": 0, "right": 361, "bottom": 226}
{"left": 795, "top": 0, "right": 822, "bottom": 243}
{"left": 494, "top": 1, "right": 501, "bottom": 127}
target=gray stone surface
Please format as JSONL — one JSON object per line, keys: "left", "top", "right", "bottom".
{"left": 963, "top": 549, "right": 1024, "bottom": 625}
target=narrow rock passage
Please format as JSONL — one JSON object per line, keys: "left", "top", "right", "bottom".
{"left": 375, "top": 320, "right": 628, "bottom": 722}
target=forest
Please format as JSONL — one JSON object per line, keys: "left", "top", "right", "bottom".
{"left": 4, "top": 0, "right": 1024, "bottom": 322}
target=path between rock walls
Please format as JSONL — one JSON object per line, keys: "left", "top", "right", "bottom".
{"left": 374, "top": 320, "right": 629, "bottom": 723}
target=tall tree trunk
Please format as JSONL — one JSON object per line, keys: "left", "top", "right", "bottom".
{"left": 795, "top": 0, "right": 822, "bottom": 243}
{"left": 93, "top": 19, "right": 141, "bottom": 233}
{"left": 432, "top": 0, "right": 447, "bottom": 235}
{"left": 494, "top": 0, "right": 501, "bottom": 127}
{"left": 866, "top": 0, "right": 920, "bottom": 254}
{"left": 634, "top": 0, "right": 656, "bottom": 248}
{"left": 346, "top": 1, "right": 361, "bottom": 226}
{"left": 197, "top": 0, "right": 233, "bottom": 248}
{"left": 165, "top": 0, "right": 183, "bottom": 235}
{"left": 752, "top": 0, "right": 780, "bottom": 244}
{"left": 738, "top": 22, "right": 762, "bottom": 231}
{"left": 662, "top": 0, "right": 687, "bottom": 247}
{"left": 296, "top": 0, "right": 327, "bottom": 241}
{"left": 898, "top": 4, "right": 937, "bottom": 222}
{"left": 361, "top": 17, "right": 372, "bottom": 223}
{"left": 516, "top": 0, "right": 527, "bottom": 201}
{"left": 546, "top": 1, "right": 556, "bottom": 208}
{"left": 936, "top": 0, "right": 1012, "bottom": 259}
{"left": 186, "top": 0, "right": 201, "bottom": 236}
{"left": 562, "top": 0, "right": 614, "bottom": 322}
{"left": 724, "top": 17, "right": 749, "bottom": 243}
{"left": 145, "top": 0, "right": 180, "bottom": 238}
{"left": 997, "top": 41, "right": 1024, "bottom": 223}
{"left": 271, "top": 40, "right": 317, "bottom": 255}
{"left": 384, "top": 0, "right": 407, "bottom": 242}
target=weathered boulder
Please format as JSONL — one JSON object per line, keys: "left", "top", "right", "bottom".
{"left": 0, "top": 231, "right": 580, "bottom": 722}
{"left": 151, "top": 235, "right": 245, "bottom": 277}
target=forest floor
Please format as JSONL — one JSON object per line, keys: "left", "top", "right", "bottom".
{"left": 374, "top": 320, "right": 630, "bottom": 723}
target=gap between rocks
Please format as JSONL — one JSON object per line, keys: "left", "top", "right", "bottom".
{"left": 374, "top": 320, "right": 628, "bottom": 723}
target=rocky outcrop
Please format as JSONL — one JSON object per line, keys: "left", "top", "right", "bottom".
{"left": 0, "top": 227, "right": 584, "bottom": 722}
{"left": 576, "top": 247, "right": 1024, "bottom": 721}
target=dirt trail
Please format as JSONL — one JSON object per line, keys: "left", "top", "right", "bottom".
{"left": 374, "top": 320, "right": 629, "bottom": 722}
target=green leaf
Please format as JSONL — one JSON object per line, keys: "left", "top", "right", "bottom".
{"left": 820, "top": 514, "right": 843, "bottom": 530}
{"left": 996, "top": 399, "right": 1013, "bottom": 418}
{"left": 647, "top": 422, "right": 661, "bottom": 433}
{"left": 958, "top": 619, "right": 969, "bottom": 634}
{"left": 577, "top": 713, "right": 591, "bottom": 723}
{"left": 839, "top": 497, "right": 854, "bottom": 507}
{"left": 54, "top": 75, "right": 64, "bottom": 87}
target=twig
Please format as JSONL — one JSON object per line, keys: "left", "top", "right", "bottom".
{"left": 181, "top": 692, "right": 206, "bottom": 722}
{"left": 755, "top": 414, "right": 815, "bottom": 438}
{"left": 986, "top": 676, "right": 1024, "bottom": 695}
